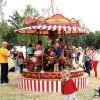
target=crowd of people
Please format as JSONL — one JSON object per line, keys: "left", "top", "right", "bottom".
{"left": 0, "top": 40, "right": 100, "bottom": 87}
{"left": 0, "top": 39, "right": 99, "bottom": 100}
{"left": 7, "top": 38, "right": 99, "bottom": 78}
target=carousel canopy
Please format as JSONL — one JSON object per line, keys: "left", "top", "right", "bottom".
{"left": 15, "top": 0, "right": 89, "bottom": 35}
{"left": 16, "top": 25, "right": 88, "bottom": 35}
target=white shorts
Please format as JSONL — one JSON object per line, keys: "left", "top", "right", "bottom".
{"left": 65, "top": 92, "right": 77, "bottom": 100}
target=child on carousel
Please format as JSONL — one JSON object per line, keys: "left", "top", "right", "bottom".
{"left": 61, "top": 69, "right": 78, "bottom": 100}
{"left": 34, "top": 40, "right": 42, "bottom": 57}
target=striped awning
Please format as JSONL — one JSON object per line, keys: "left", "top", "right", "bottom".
{"left": 16, "top": 25, "right": 89, "bottom": 35}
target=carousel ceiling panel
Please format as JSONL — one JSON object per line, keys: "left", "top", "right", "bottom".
{"left": 46, "top": 14, "right": 70, "bottom": 25}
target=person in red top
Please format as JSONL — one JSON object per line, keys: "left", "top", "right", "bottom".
{"left": 61, "top": 69, "right": 78, "bottom": 100}
{"left": 91, "top": 47, "right": 99, "bottom": 77}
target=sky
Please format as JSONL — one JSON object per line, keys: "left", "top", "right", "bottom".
{"left": 3, "top": 0, "right": 100, "bottom": 32}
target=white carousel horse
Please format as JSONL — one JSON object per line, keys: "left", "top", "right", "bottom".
{"left": 72, "top": 58, "right": 79, "bottom": 69}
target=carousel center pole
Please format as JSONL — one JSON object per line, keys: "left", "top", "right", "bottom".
{"left": 38, "top": 29, "right": 40, "bottom": 42}
{"left": 40, "top": 30, "right": 45, "bottom": 73}
{"left": 78, "top": 31, "right": 80, "bottom": 47}
{"left": 25, "top": 31, "right": 27, "bottom": 59}
{"left": 51, "top": 0, "right": 55, "bottom": 7}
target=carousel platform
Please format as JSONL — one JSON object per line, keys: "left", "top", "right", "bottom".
{"left": 22, "top": 67, "right": 84, "bottom": 79}
{"left": 18, "top": 69, "right": 88, "bottom": 93}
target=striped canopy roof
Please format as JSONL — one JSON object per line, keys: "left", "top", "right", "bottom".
{"left": 16, "top": 0, "right": 89, "bottom": 35}
{"left": 16, "top": 24, "right": 89, "bottom": 35}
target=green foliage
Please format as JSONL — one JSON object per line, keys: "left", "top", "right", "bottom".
{"left": 63, "top": 35, "right": 81, "bottom": 47}
{"left": 84, "top": 32, "right": 95, "bottom": 47}
{"left": 24, "top": 4, "right": 40, "bottom": 17}
{"left": 6, "top": 4, "right": 40, "bottom": 48}
{"left": 64, "top": 31, "right": 100, "bottom": 49}
{"left": 8, "top": 11, "right": 24, "bottom": 29}
{"left": 0, "top": 20, "right": 9, "bottom": 35}
{"left": 0, "top": 0, "right": 6, "bottom": 20}
{"left": 42, "top": 36, "right": 50, "bottom": 48}
{"left": 2, "top": 27, "right": 18, "bottom": 49}
{"left": 0, "top": 20, "right": 9, "bottom": 45}
{"left": 93, "top": 31, "right": 100, "bottom": 48}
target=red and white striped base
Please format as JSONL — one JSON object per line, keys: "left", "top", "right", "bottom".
{"left": 18, "top": 73, "right": 88, "bottom": 93}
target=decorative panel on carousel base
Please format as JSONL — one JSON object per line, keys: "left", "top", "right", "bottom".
{"left": 18, "top": 73, "right": 88, "bottom": 93}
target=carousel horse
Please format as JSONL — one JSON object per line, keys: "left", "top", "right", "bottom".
{"left": 27, "top": 46, "right": 46, "bottom": 72}
{"left": 25, "top": 55, "right": 33, "bottom": 72}
{"left": 27, "top": 45, "right": 73, "bottom": 72}
{"left": 44, "top": 46, "right": 73, "bottom": 71}
{"left": 43, "top": 46, "right": 55, "bottom": 71}
{"left": 72, "top": 57, "right": 79, "bottom": 70}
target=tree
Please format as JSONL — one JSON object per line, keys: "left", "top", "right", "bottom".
{"left": 93, "top": 31, "right": 100, "bottom": 49}
{"left": 18, "top": 4, "right": 40, "bottom": 45}
{"left": 83, "top": 32, "right": 95, "bottom": 48}
{"left": 8, "top": 11, "right": 24, "bottom": 29}
{"left": 23, "top": 4, "right": 40, "bottom": 17}
{"left": 2, "top": 27, "right": 18, "bottom": 49}
{"left": 7, "top": 5, "right": 40, "bottom": 47}
{"left": 0, "top": 0, "right": 6, "bottom": 20}
{"left": 0, "top": 20, "right": 9, "bottom": 45}
{"left": 0, "top": 20, "right": 18, "bottom": 48}
{"left": 0, "top": 0, "right": 6, "bottom": 45}
{"left": 8, "top": 4, "right": 40, "bottom": 29}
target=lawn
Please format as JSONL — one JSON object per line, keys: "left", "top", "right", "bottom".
{"left": 0, "top": 67, "right": 100, "bottom": 100}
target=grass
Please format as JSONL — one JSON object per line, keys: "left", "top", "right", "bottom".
{"left": 0, "top": 66, "right": 100, "bottom": 100}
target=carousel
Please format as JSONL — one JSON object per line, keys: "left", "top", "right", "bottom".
{"left": 16, "top": 0, "right": 89, "bottom": 93}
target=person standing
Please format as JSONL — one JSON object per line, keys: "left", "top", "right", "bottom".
{"left": 12, "top": 47, "right": 18, "bottom": 72}
{"left": 61, "top": 69, "right": 78, "bottom": 100}
{"left": 0, "top": 41, "right": 10, "bottom": 84}
{"left": 91, "top": 47, "right": 99, "bottom": 77}
{"left": 18, "top": 52, "right": 24, "bottom": 73}
{"left": 84, "top": 48, "right": 92, "bottom": 76}
{"left": 17, "top": 44, "right": 26, "bottom": 59}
